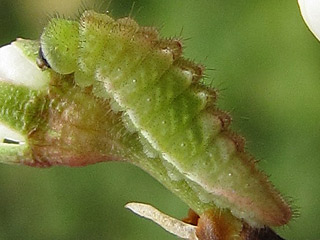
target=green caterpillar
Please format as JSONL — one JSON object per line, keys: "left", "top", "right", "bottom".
{"left": 37, "top": 10, "right": 291, "bottom": 227}
{"left": 0, "top": 10, "right": 292, "bottom": 235}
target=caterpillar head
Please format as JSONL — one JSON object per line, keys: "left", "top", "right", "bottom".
{"left": 38, "top": 18, "right": 79, "bottom": 74}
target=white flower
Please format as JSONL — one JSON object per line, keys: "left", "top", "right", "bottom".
{"left": 298, "top": 0, "right": 320, "bottom": 41}
{"left": 0, "top": 39, "right": 49, "bottom": 146}
{"left": 0, "top": 39, "right": 49, "bottom": 89}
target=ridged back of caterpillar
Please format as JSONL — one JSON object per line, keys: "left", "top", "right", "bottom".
{"left": 78, "top": 11, "right": 291, "bottom": 227}
{"left": 78, "top": 11, "right": 219, "bottom": 168}
{"left": 41, "top": 10, "right": 292, "bottom": 227}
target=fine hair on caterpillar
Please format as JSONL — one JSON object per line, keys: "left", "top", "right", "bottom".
{"left": 0, "top": 6, "right": 299, "bottom": 240}
{"left": 37, "top": 10, "right": 292, "bottom": 228}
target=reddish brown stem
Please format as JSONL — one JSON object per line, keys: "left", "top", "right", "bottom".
{"left": 183, "top": 209, "right": 286, "bottom": 240}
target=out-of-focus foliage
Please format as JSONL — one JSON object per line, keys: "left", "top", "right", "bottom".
{"left": 0, "top": 0, "right": 319, "bottom": 239}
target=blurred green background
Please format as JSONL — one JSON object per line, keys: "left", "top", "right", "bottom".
{"left": 0, "top": 0, "right": 319, "bottom": 239}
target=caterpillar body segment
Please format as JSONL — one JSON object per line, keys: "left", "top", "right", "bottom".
{"left": 40, "top": 18, "right": 79, "bottom": 74}
{"left": 39, "top": 10, "right": 292, "bottom": 227}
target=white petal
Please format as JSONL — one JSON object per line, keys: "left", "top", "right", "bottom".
{"left": 0, "top": 43, "right": 48, "bottom": 89}
{"left": 0, "top": 122, "right": 25, "bottom": 144}
{"left": 298, "top": 0, "right": 320, "bottom": 41}
{"left": 125, "top": 202, "right": 198, "bottom": 240}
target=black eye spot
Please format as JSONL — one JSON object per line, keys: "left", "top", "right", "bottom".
{"left": 36, "top": 47, "right": 51, "bottom": 70}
